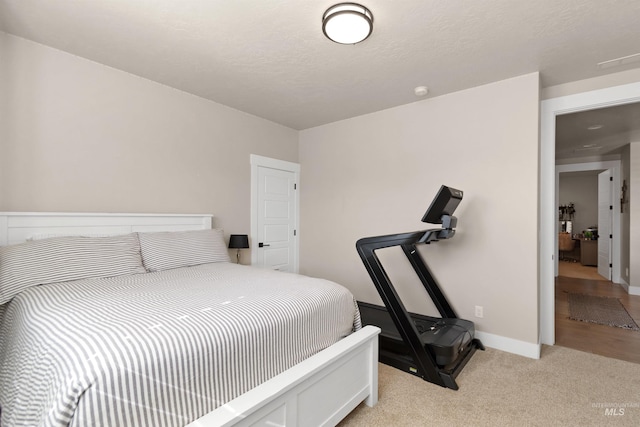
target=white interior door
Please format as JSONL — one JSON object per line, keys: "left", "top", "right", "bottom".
{"left": 250, "top": 155, "right": 300, "bottom": 272}
{"left": 597, "top": 170, "right": 612, "bottom": 280}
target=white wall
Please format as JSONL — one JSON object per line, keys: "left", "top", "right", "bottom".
{"left": 0, "top": 33, "right": 298, "bottom": 261}
{"left": 0, "top": 33, "right": 8, "bottom": 208}
{"left": 542, "top": 68, "right": 640, "bottom": 100}
{"left": 299, "top": 73, "right": 540, "bottom": 350}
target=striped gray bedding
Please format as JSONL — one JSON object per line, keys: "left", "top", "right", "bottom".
{"left": 0, "top": 262, "right": 360, "bottom": 427}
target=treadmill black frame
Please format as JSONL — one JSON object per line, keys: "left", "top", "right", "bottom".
{"left": 356, "top": 227, "right": 484, "bottom": 390}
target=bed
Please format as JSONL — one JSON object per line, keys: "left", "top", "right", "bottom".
{"left": 0, "top": 212, "right": 379, "bottom": 426}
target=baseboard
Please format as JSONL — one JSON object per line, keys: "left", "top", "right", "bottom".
{"left": 475, "top": 331, "right": 541, "bottom": 360}
{"left": 617, "top": 278, "right": 640, "bottom": 295}
{"left": 619, "top": 278, "right": 629, "bottom": 292}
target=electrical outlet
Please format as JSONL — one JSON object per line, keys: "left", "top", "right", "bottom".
{"left": 475, "top": 305, "right": 484, "bottom": 318}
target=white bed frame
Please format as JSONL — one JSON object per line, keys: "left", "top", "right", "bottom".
{"left": 0, "top": 212, "right": 380, "bottom": 426}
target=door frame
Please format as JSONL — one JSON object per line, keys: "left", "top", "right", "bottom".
{"left": 597, "top": 169, "right": 614, "bottom": 280}
{"left": 540, "top": 81, "right": 640, "bottom": 346}
{"left": 555, "top": 161, "right": 620, "bottom": 279}
{"left": 250, "top": 154, "right": 300, "bottom": 272}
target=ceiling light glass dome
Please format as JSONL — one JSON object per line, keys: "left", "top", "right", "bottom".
{"left": 322, "top": 3, "right": 373, "bottom": 45}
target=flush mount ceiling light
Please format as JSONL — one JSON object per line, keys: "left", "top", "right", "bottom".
{"left": 322, "top": 3, "right": 373, "bottom": 45}
{"left": 574, "top": 146, "right": 602, "bottom": 152}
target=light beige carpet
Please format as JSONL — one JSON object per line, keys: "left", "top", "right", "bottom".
{"left": 339, "top": 345, "right": 640, "bottom": 426}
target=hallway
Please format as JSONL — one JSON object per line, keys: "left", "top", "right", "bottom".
{"left": 555, "top": 262, "right": 640, "bottom": 364}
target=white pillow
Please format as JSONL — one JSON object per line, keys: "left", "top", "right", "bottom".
{"left": 0, "top": 233, "right": 146, "bottom": 305}
{"left": 138, "top": 229, "right": 231, "bottom": 272}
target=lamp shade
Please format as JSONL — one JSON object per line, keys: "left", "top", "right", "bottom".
{"left": 322, "top": 3, "right": 373, "bottom": 45}
{"left": 228, "top": 234, "right": 249, "bottom": 249}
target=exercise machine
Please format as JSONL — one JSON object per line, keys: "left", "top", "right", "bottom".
{"left": 356, "top": 185, "right": 484, "bottom": 390}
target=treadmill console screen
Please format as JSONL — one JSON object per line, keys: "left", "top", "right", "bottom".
{"left": 421, "top": 185, "right": 463, "bottom": 224}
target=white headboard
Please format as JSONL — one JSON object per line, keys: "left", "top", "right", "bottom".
{"left": 0, "top": 212, "right": 213, "bottom": 246}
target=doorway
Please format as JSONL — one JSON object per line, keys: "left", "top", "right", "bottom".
{"left": 556, "top": 162, "right": 620, "bottom": 280}
{"left": 555, "top": 165, "right": 639, "bottom": 361}
{"left": 540, "top": 81, "right": 640, "bottom": 346}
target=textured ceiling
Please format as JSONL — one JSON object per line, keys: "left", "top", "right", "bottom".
{"left": 556, "top": 102, "right": 640, "bottom": 159}
{"left": 1, "top": 0, "right": 640, "bottom": 133}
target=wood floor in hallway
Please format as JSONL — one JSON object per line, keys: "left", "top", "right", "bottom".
{"left": 556, "top": 261, "right": 640, "bottom": 364}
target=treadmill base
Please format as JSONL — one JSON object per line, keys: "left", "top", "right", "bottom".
{"left": 358, "top": 301, "right": 485, "bottom": 390}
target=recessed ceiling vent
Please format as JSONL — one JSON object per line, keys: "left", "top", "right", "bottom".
{"left": 597, "top": 52, "right": 640, "bottom": 69}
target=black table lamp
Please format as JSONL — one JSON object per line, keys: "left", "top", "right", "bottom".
{"left": 228, "top": 234, "right": 249, "bottom": 264}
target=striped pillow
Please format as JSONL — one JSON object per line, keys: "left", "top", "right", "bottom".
{"left": 0, "top": 233, "right": 146, "bottom": 305}
{"left": 138, "top": 229, "right": 231, "bottom": 272}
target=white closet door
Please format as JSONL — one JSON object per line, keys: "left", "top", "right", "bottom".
{"left": 597, "top": 170, "right": 612, "bottom": 280}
